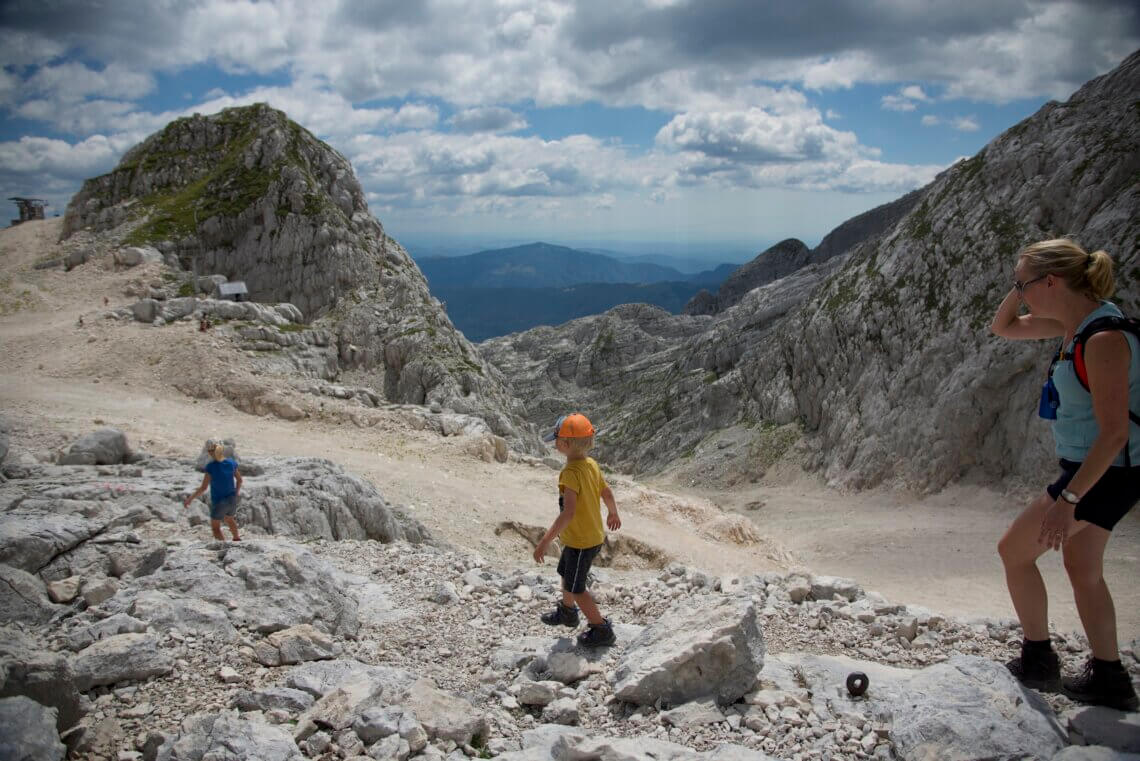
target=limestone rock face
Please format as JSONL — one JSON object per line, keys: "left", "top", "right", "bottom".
{"left": 484, "top": 50, "right": 1140, "bottom": 490}
{"left": 61, "top": 103, "right": 538, "bottom": 451}
{"left": 780, "top": 48, "right": 1140, "bottom": 490}
{"left": 480, "top": 263, "right": 832, "bottom": 477}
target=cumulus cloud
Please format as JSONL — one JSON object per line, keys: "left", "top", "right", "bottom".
{"left": 1, "top": 0, "right": 1134, "bottom": 228}
{"left": 881, "top": 84, "right": 931, "bottom": 112}
{"left": 881, "top": 95, "right": 917, "bottom": 112}
{"left": 449, "top": 107, "right": 528, "bottom": 134}
{"left": 920, "top": 114, "right": 981, "bottom": 131}
{"left": 951, "top": 116, "right": 980, "bottom": 132}
{"left": 0, "top": 133, "right": 136, "bottom": 179}
{"left": 655, "top": 107, "right": 861, "bottom": 164}
{"left": 4, "top": 0, "right": 1134, "bottom": 111}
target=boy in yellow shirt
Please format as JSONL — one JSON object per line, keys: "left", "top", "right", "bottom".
{"left": 533, "top": 413, "right": 622, "bottom": 647}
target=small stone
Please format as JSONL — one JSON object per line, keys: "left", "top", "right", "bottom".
{"left": 218, "top": 666, "right": 242, "bottom": 684}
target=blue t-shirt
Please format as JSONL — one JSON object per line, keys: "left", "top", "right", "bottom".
{"left": 204, "top": 458, "right": 238, "bottom": 502}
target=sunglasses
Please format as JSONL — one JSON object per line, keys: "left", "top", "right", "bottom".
{"left": 1013, "top": 274, "right": 1047, "bottom": 295}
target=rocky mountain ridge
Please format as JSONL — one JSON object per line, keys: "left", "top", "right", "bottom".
{"left": 484, "top": 48, "right": 1140, "bottom": 490}
{"left": 683, "top": 191, "right": 922, "bottom": 317}
{"left": 61, "top": 104, "right": 540, "bottom": 452}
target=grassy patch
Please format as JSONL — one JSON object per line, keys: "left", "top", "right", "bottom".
{"left": 750, "top": 423, "right": 802, "bottom": 470}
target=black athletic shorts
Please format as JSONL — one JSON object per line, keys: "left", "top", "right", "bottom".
{"left": 1046, "top": 459, "right": 1140, "bottom": 531}
{"left": 556, "top": 543, "right": 602, "bottom": 594}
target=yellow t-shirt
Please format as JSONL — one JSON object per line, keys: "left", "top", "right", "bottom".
{"left": 558, "top": 457, "right": 608, "bottom": 549}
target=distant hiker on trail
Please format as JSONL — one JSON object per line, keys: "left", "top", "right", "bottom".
{"left": 533, "top": 413, "right": 622, "bottom": 648}
{"left": 991, "top": 238, "right": 1139, "bottom": 711}
{"left": 184, "top": 441, "right": 243, "bottom": 542}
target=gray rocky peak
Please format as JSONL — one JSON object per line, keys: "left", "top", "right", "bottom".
{"left": 684, "top": 238, "right": 810, "bottom": 316}
{"left": 60, "top": 104, "right": 538, "bottom": 449}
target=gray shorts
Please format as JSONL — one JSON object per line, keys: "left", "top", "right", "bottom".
{"left": 210, "top": 494, "right": 239, "bottom": 521}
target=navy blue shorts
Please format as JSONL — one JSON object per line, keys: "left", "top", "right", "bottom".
{"left": 557, "top": 543, "right": 601, "bottom": 594}
{"left": 210, "top": 494, "right": 239, "bottom": 521}
{"left": 1047, "top": 459, "right": 1139, "bottom": 531}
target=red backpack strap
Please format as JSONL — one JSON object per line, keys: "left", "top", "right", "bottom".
{"left": 1073, "top": 316, "right": 1133, "bottom": 391}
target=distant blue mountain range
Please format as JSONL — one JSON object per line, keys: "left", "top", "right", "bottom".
{"left": 416, "top": 242, "right": 738, "bottom": 341}
{"left": 417, "top": 242, "right": 734, "bottom": 289}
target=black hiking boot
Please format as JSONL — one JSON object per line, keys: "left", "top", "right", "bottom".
{"left": 540, "top": 602, "right": 579, "bottom": 628}
{"left": 577, "top": 618, "right": 615, "bottom": 648}
{"left": 1061, "top": 657, "right": 1140, "bottom": 711}
{"left": 1005, "top": 640, "right": 1061, "bottom": 692}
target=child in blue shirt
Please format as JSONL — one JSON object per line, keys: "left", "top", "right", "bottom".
{"left": 184, "top": 442, "right": 243, "bottom": 541}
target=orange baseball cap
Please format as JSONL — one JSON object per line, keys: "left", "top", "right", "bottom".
{"left": 542, "top": 413, "right": 595, "bottom": 442}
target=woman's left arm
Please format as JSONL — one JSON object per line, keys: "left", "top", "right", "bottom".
{"left": 1039, "top": 331, "right": 1130, "bottom": 548}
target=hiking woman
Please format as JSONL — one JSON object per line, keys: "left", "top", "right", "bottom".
{"left": 991, "top": 238, "right": 1138, "bottom": 710}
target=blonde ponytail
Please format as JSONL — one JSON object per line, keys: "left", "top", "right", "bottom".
{"left": 1085, "top": 249, "right": 1115, "bottom": 301}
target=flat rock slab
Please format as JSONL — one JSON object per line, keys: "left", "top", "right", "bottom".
{"left": 254, "top": 623, "right": 342, "bottom": 666}
{"left": 404, "top": 677, "right": 488, "bottom": 745}
{"left": 662, "top": 697, "right": 726, "bottom": 727}
{"left": 611, "top": 595, "right": 764, "bottom": 706}
{"left": 71, "top": 632, "right": 173, "bottom": 691}
{"left": 234, "top": 686, "right": 315, "bottom": 715}
{"left": 779, "top": 652, "right": 1067, "bottom": 761}
{"left": 154, "top": 710, "right": 303, "bottom": 761}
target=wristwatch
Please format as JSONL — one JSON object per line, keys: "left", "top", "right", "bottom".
{"left": 1060, "top": 489, "right": 1081, "bottom": 505}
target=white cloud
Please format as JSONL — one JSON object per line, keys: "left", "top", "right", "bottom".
{"left": 1, "top": 0, "right": 1134, "bottom": 234}
{"left": 900, "top": 85, "right": 929, "bottom": 101}
{"left": 0, "top": 133, "right": 137, "bottom": 178}
{"left": 449, "top": 107, "right": 529, "bottom": 133}
{"left": 655, "top": 107, "right": 861, "bottom": 164}
{"left": 881, "top": 95, "right": 917, "bottom": 112}
{"left": 881, "top": 84, "right": 932, "bottom": 112}
{"left": 22, "top": 62, "right": 155, "bottom": 103}
{"left": 951, "top": 116, "right": 980, "bottom": 132}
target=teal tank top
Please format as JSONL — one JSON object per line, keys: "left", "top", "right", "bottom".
{"left": 1051, "top": 301, "right": 1140, "bottom": 466}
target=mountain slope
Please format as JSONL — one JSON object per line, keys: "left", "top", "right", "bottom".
{"left": 482, "top": 48, "right": 1140, "bottom": 489}
{"left": 61, "top": 104, "right": 538, "bottom": 448}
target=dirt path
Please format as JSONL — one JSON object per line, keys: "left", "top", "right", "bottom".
{"left": 2, "top": 219, "right": 1137, "bottom": 639}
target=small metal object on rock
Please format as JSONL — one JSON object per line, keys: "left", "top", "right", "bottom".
{"left": 846, "top": 671, "right": 869, "bottom": 697}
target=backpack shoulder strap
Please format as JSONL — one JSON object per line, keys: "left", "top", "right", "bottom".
{"left": 1072, "top": 315, "right": 1140, "bottom": 427}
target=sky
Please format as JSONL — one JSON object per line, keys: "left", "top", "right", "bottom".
{"left": 1, "top": 1, "right": 1138, "bottom": 258}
